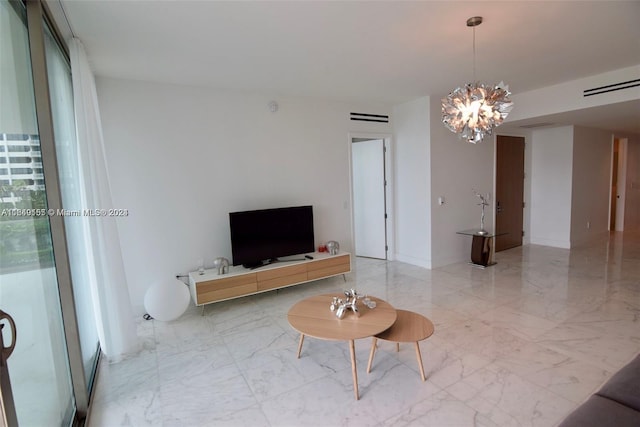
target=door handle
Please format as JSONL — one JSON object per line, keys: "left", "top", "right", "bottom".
{"left": 496, "top": 201, "right": 502, "bottom": 213}
{"left": 1, "top": 309, "right": 18, "bottom": 426}
{"left": 0, "top": 310, "right": 16, "bottom": 362}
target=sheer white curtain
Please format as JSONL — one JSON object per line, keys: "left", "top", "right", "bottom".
{"left": 69, "top": 37, "right": 138, "bottom": 360}
{"left": 45, "top": 26, "right": 101, "bottom": 380}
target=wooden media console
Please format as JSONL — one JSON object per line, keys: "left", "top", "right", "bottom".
{"left": 188, "top": 252, "right": 351, "bottom": 306}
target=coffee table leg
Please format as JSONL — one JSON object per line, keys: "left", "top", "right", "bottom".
{"left": 366, "top": 338, "right": 377, "bottom": 374}
{"left": 415, "top": 342, "right": 426, "bottom": 381}
{"left": 349, "top": 339, "right": 359, "bottom": 400}
{"left": 297, "top": 334, "right": 305, "bottom": 359}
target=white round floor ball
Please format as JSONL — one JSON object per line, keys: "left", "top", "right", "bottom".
{"left": 143, "top": 279, "right": 190, "bottom": 321}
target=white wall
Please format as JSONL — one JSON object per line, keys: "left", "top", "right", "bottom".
{"left": 504, "top": 65, "right": 640, "bottom": 243}
{"left": 506, "top": 65, "right": 640, "bottom": 123}
{"left": 96, "top": 77, "right": 391, "bottom": 312}
{"left": 96, "top": 69, "right": 639, "bottom": 311}
{"left": 529, "top": 126, "right": 574, "bottom": 248}
{"left": 429, "top": 96, "right": 495, "bottom": 267}
{"left": 391, "top": 93, "right": 507, "bottom": 268}
{"left": 570, "top": 126, "right": 613, "bottom": 245}
{"left": 392, "top": 97, "right": 431, "bottom": 268}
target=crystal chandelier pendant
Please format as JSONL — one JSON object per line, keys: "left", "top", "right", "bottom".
{"left": 442, "top": 81, "right": 513, "bottom": 144}
{"left": 441, "top": 17, "right": 514, "bottom": 144}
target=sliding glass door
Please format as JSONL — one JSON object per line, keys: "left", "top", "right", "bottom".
{"left": 44, "top": 15, "right": 100, "bottom": 392}
{"left": 0, "top": 1, "right": 75, "bottom": 425}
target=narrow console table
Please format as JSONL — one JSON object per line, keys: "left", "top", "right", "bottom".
{"left": 456, "top": 230, "right": 503, "bottom": 268}
{"left": 188, "top": 252, "right": 351, "bottom": 307}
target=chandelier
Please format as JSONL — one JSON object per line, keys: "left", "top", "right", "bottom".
{"left": 441, "top": 16, "right": 513, "bottom": 144}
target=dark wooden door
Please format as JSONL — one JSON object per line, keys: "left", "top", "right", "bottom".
{"left": 495, "top": 135, "right": 525, "bottom": 251}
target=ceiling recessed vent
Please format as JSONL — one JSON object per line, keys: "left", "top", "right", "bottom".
{"left": 519, "top": 122, "right": 556, "bottom": 129}
{"left": 583, "top": 79, "right": 640, "bottom": 97}
{"left": 350, "top": 112, "right": 389, "bottom": 123}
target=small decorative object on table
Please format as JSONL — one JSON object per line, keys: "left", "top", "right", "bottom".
{"left": 472, "top": 189, "right": 491, "bottom": 235}
{"left": 329, "top": 289, "right": 375, "bottom": 319}
{"left": 326, "top": 240, "right": 340, "bottom": 255}
{"left": 362, "top": 296, "right": 376, "bottom": 309}
{"left": 212, "top": 257, "right": 229, "bottom": 275}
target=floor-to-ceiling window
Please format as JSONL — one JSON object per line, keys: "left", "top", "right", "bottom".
{"left": 1, "top": 0, "right": 99, "bottom": 425}
{"left": 0, "top": 1, "right": 75, "bottom": 425}
{"left": 44, "top": 13, "right": 100, "bottom": 392}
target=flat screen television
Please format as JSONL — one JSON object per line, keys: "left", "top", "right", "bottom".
{"left": 229, "top": 205, "right": 315, "bottom": 268}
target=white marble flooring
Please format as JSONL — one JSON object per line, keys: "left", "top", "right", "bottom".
{"left": 87, "top": 232, "right": 640, "bottom": 427}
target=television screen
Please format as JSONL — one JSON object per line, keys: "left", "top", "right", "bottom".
{"left": 229, "top": 205, "right": 314, "bottom": 268}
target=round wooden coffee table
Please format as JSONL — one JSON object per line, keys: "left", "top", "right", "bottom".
{"left": 366, "top": 310, "right": 435, "bottom": 381}
{"left": 287, "top": 294, "right": 396, "bottom": 400}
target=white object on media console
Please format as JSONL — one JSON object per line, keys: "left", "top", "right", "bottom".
{"left": 144, "top": 279, "right": 190, "bottom": 321}
{"left": 213, "top": 257, "right": 229, "bottom": 275}
{"left": 326, "top": 241, "right": 340, "bottom": 255}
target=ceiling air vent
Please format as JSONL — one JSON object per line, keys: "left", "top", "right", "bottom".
{"left": 350, "top": 112, "right": 389, "bottom": 123}
{"left": 583, "top": 79, "right": 640, "bottom": 97}
{"left": 519, "top": 122, "right": 556, "bottom": 129}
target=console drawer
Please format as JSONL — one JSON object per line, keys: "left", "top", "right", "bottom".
{"left": 257, "top": 264, "right": 307, "bottom": 291}
{"left": 307, "top": 254, "right": 350, "bottom": 280}
{"left": 196, "top": 274, "right": 257, "bottom": 304}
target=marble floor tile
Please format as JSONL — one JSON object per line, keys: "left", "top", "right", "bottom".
{"left": 521, "top": 357, "right": 612, "bottom": 404}
{"left": 159, "top": 357, "right": 258, "bottom": 425}
{"left": 381, "top": 390, "right": 500, "bottom": 427}
{"left": 237, "top": 346, "right": 329, "bottom": 402}
{"left": 535, "top": 323, "right": 640, "bottom": 371}
{"left": 447, "top": 364, "right": 576, "bottom": 427}
{"left": 200, "top": 405, "right": 271, "bottom": 427}
{"left": 89, "top": 387, "right": 162, "bottom": 427}
{"left": 87, "top": 232, "right": 640, "bottom": 427}
{"left": 501, "top": 293, "right": 603, "bottom": 323}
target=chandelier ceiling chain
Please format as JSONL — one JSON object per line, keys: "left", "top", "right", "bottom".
{"left": 468, "top": 15, "right": 483, "bottom": 82}
{"left": 441, "top": 16, "right": 514, "bottom": 144}
{"left": 472, "top": 19, "right": 476, "bottom": 82}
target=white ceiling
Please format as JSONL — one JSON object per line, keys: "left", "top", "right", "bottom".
{"left": 52, "top": 0, "right": 640, "bottom": 134}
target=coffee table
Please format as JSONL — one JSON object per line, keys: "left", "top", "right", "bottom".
{"left": 366, "top": 310, "right": 435, "bottom": 381}
{"left": 287, "top": 294, "right": 397, "bottom": 400}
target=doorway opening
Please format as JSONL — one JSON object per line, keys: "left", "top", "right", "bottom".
{"left": 610, "top": 137, "right": 627, "bottom": 231}
{"left": 350, "top": 135, "right": 391, "bottom": 260}
{"left": 495, "top": 135, "right": 525, "bottom": 252}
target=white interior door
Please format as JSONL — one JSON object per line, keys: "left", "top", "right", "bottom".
{"left": 352, "top": 139, "right": 387, "bottom": 259}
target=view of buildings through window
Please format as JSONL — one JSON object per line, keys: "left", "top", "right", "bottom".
{"left": 0, "top": 133, "right": 45, "bottom": 192}
{"left": 0, "top": 132, "right": 51, "bottom": 272}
